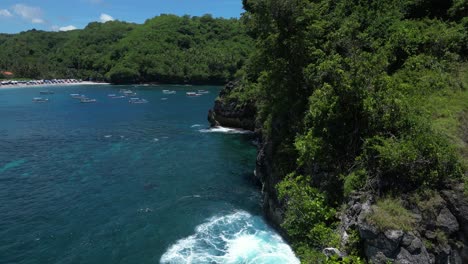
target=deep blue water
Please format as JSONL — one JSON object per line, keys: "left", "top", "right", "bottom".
{"left": 0, "top": 85, "right": 299, "bottom": 264}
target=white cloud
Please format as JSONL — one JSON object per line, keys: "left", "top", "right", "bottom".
{"left": 0, "top": 9, "right": 13, "bottom": 17}
{"left": 99, "top": 13, "right": 114, "bottom": 23}
{"left": 51, "top": 25, "right": 78, "bottom": 31}
{"left": 12, "top": 4, "right": 44, "bottom": 24}
{"left": 59, "top": 25, "right": 77, "bottom": 31}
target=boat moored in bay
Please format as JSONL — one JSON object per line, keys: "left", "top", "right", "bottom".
{"left": 40, "top": 90, "right": 55, "bottom": 94}
{"left": 162, "top": 90, "right": 176, "bottom": 94}
{"left": 32, "top": 97, "right": 49, "bottom": 103}
{"left": 186, "top": 92, "right": 202, "bottom": 97}
{"left": 80, "top": 98, "right": 97, "bottom": 103}
{"left": 129, "top": 98, "right": 148, "bottom": 104}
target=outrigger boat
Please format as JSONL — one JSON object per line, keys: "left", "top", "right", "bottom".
{"left": 70, "top": 94, "right": 86, "bottom": 99}
{"left": 162, "top": 90, "right": 176, "bottom": 94}
{"left": 129, "top": 98, "right": 148, "bottom": 104}
{"left": 32, "top": 97, "right": 49, "bottom": 103}
{"left": 186, "top": 92, "right": 202, "bottom": 97}
{"left": 39, "top": 90, "right": 54, "bottom": 94}
{"left": 80, "top": 98, "right": 97, "bottom": 103}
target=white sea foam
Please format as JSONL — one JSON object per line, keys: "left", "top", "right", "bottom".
{"left": 198, "top": 126, "right": 253, "bottom": 135}
{"left": 160, "top": 211, "right": 299, "bottom": 264}
{"left": 191, "top": 124, "right": 202, "bottom": 128}
{"left": 104, "top": 135, "right": 112, "bottom": 138}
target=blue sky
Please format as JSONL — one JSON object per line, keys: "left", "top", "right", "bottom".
{"left": 0, "top": 0, "right": 244, "bottom": 33}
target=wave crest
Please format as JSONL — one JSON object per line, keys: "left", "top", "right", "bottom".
{"left": 160, "top": 211, "right": 299, "bottom": 264}
{"left": 198, "top": 126, "right": 253, "bottom": 135}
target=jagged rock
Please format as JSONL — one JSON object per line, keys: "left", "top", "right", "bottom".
{"left": 401, "top": 233, "right": 423, "bottom": 254}
{"left": 369, "top": 251, "right": 391, "bottom": 264}
{"left": 323, "top": 247, "right": 343, "bottom": 258}
{"left": 207, "top": 81, "right": 257, "bottom": 131}
{"left": 340, "top": 192, "right": 465, "bottom": 264}
{"left": 425, "top": 230, "right": 437, "bottom": 240}
{"left": 365, "top": 231, "right": 402, "bottom": 258}
{"left": 385, "top": 230, "right": 404, "bottom": 244}
{"left": 396, "top": 247, "right": 432, "bottom": 264}
{"left": 436, "top": 207, "right": 459, "bottom": 235}
{"left": 441, "top": 186, "right": 468, "bottom": 238}
{"left": 359, "top": 222, "right": 379, "bottom": 241}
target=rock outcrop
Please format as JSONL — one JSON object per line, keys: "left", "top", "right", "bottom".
{"left": 340, "top": 188, "right": 468, "bottom": 264}
{"left": 208, "top": 81, "right": 257, "bottom": 131}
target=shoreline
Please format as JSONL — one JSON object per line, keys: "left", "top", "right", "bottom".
{"left": 0, "top": 81, "right": 110, "bottom": 90}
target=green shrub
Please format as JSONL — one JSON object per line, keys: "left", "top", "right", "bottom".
{"left": 411, "top": 190, "right": 444, "bottom": 216}
{"left": 367, "top": 197, "right": 415, "bottom": 231}
{"left": 294, "top": 245, "right": 364, "bottom": 264}
{"left": 277, "top": 174, "right": 336, "bottom": 247}
{"left": 362, "top": 128, "right": 463, "bottom": 192}
{"left": 344, "top": 229, "right": 363, "bottom": 257}
{"left": 435, "top": 229, "right": 448, "bottom": 246}
{"left": 343, "top": 169, "right": 368, "bottom": 196}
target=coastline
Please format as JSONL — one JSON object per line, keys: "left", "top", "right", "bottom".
{"left": 0, "top": 81, "right": 110, "bottom": 90}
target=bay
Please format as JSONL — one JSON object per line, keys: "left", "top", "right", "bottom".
{"left": 0, "top": 85, "right": 298, "bottom": 264}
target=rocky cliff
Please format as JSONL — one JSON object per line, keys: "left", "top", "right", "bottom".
{"left": 208, "top": 81, "right": 284, "bottom": 229}
{"left": 341, "top": 185, "right": 468, "bottom": 264}
{"left": 208, "top": 81, "right": 257, "bottom": 131}
{"left": 208, "top": 83, "right": 468, "bottom": 263}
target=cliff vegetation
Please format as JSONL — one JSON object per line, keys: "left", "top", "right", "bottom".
{"left": 211, "top": 0, "right": 467, "bottom": 262}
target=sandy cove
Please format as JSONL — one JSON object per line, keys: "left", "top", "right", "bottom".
{"left": 0, "top": 81, "right": 110, "bottom": 89}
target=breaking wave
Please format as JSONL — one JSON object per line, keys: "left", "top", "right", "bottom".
{"left": 198, "top": 126, "right": 253, "bottom": 134}
{"left": 160, "top": 211, "right": 299, "bottom": 264}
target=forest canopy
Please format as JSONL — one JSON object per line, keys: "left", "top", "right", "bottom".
{"left": 0, "top": 14, "right": 253, "bottom": 84}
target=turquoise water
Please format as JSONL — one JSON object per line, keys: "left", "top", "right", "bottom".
{"left": 0, "top": 85, "right": 299, "bottom": 264}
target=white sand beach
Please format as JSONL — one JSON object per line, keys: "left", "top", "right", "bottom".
{"left": 0, "top": 81, "right": 110, "bottom": 89}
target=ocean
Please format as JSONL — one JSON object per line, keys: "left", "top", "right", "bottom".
{"left": 0, "top": 85, "right": 299, "bottom": 263}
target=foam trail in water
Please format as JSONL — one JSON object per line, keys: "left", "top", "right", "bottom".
{"left": 160, "top": 211, "right": 299, "bottom": 264}
{"left": 191, "top": 124, "right": 202, "bottom": 128}
{"left": 198, "top": 126, "right": 253, "bottom": 135}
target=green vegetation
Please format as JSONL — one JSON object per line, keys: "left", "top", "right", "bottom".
{"left": 0, "top": 15, "right": 253, "bottom": 84}
{"left": 236, "top": 0, "right": 467, "bottom": 261}
{"left": 278, "top": 174, "right": 338, "bottom": 249}
{"left": 367, "top": 198, "right": 416, "bottom": 232}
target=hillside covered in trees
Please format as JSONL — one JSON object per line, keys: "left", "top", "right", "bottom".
{"left": 0, "top": 14, "right": 253, "bottom": 84}
{"left": 210, "top": 0, "right": 467, "bottom": 263}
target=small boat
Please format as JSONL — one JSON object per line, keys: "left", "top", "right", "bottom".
{"left": 162, "top": 90, "right": 176, "bottom": 94}
{"left": 40, "top": 90, "right": 54, "bottom": 94}
{"left": 121, "top": 89, "right": 136, "bottom": 95}
{"left": 32, "top": 97, "right": 49, "bottom": 103}
{"left": 197, "top": 90, "right": 209, "bottom": 94}
{"left": 70, "top": 94, "right": 86, "bottom": 99}
{"left": 80, "top": 98, "right": 97, "bottom": 103}
{"left": 129, "top": 98, "right": 148, "bottom": 104}
{"left": 186, "top": 92, "right": 201, "bottom": 97}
